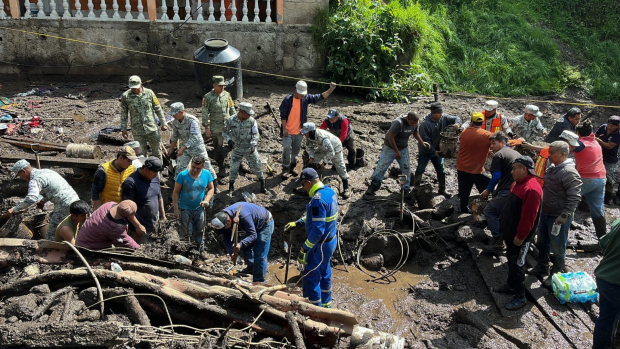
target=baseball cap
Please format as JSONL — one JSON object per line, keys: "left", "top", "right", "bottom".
{"left": 118, "top": 146, "right": 138, "bottom": 160}
{"left": 296, "top": 167, "right": 319, "bottom": 184}
{"left": 212, "top": 75, "right": 226, "bottom": 86}
{"left": 296, "top": 81, "right": 308, "bottom": 95}
{"left": 471, "top": 112, "right": 484, "bottom": 123}
{"left": 513, "top": 156, "right": 536, "bottom": 176}
{"left": 559, "top": 130, "right": 580, "bottom": 147}
{"left": 11, "top": 159, "right": 30, "bottom": 179}
{"left": 116, "top": 200, "right": 137, "bottom": 217}
{"left": 483, "top": 100, "right": 498, "bottom": 111}
{"left": 169, "top": 102, "right": 185, "bottom": 116}
{"left": 238, "top": 102, "right": 255, "bottom": 115}
{"left": 608, "top": 115, "right": 620, "bottom": 126}
{"left": 300, "top": 122, "right": 316, "bottom": 134}
{"left": 430, "top": 102, "right": 443, "bottom": 113}
{"left": 143, "top": 157, "right": 163, "bottom": 172}
{"left": 128, "top": 75, "right": 142, "bottom": 89}
{"left": 525, "top": 105, "right": 543, "bottom": 117}
{"left": 211, "top": 211, "right": 229, "bottom": 230}
{"left": 326, "top": 108, "right": 338, "bottom": 119}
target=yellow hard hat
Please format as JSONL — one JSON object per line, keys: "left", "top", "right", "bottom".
{"left": 471, "top": 112, "right": 484, "bottom": 123}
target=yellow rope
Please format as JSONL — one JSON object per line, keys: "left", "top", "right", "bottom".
{"left": 2, "top": 25, "right": 620, "bottom": 110}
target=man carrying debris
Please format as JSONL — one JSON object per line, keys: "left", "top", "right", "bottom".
{"left": 545, "top": 107, "right": 581, "bottom": 143}
{"left": 120, "top": 75, "right": 167, "bottom": 161}
{"left": 319, "top": 108, "right": 357, "bottom": 170}
{"left": 595, "top": 115, "right": 620, "bottom": 205}
{"left": 125, "top": 141, "right": 145, "bottom": 169}
{"left": 592, "top": 218, "right": 620, "bottom": 348}
{"left": 482, "top": 132, "right": 521, "bottom": 249}
{"left": 6, "top": 159, "right": 80, "bottom": 240}
{"left": 167, "top": 102, "right": 217, "bottom": 185}
{"left": 223, "top": 102, "right": 267, "bottom": 196}
{"left": 573, "top": 124, "right": 607, "bottom": 238}
{"left": 76, "top": 200, "right": 143, "bottom": 250}
{"left": 301, "top": 122, "right": 351, "bottom": 199}
{"left": 285, "top": 168, "right": 338, "bottom": 308}
{"left": 494, "top": 156, "right": 543, "bottom": 310}
{"left": 121, "top": 157, "right": 167, "bottom": 243}
{"left": 279, "top": 81, "right": 336, "bottom": 178}
{"left": 462, "top": 100, "right": 513, "bottom": 136}
{"left": 456, "top": 112, "right": 493, "bottom": 213}
{"left": 511, "top": 105, "right": 547, "bottom": 142}
{"left": 528, "top": 141, "right": 582, "bottom": 284}
{"left": 414, "top": 102, "right": 461, "bottom": 198}
{"left": 211, "top": 202, "right": 274, "bottom": 283}
{"left": 364, "top": 112, "right": 429, "bottom": 201}
{"left": 173, "top": 156, "right": 215, "bottom": 250}
{"left": 91, "top": 146, "right": 137, "bottom": 210}
{"left": 202, "top": 76, "right": 236, "bottom": 179}
{"left": 55, "top": 200, "right": 90, "bottom": 244}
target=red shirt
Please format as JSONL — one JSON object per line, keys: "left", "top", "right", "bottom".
{"left": 574, "top": 134, "right": 606, "bottom": 179}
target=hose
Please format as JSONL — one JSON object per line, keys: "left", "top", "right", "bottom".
{"left": 355, "top": 229, "right": 410, "bottom": 283}
{"left": 63, "top": 242, "right": 105, "bottom": 320}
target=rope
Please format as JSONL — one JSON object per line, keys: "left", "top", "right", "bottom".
{"left": 1, "top": 25, "right": 620, "bottom": 110}
{"left": 63, "top": 241, "right": 105, "bottom": 320}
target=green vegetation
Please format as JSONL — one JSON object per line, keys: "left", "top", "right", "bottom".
{"left": 312, "top": 0, "right": 620, "bottom": 101}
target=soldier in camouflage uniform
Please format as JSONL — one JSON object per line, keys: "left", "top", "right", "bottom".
{"left": 121, "top": 76, "right": 167, "bottom": 161}
{"left": 202, "top": 76, "right": 236, "bottom": 179}
{"left": 300, "top": 123, "right": 351, "bottom": 198}
{"left": 167, "top": 102, "right": 218, "bottom": 184}
{"left": 223, "top": 102, "right": 267, "bottom": 196}
{"left": 5, "top": 160, "right": 80, "bottom": 240}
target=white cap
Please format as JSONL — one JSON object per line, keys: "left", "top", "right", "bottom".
{"left": 559, "top": 130, "right": 580, "bottom": 147}
{"left": 128, "top": 75, "right": 142, "bottom": 89}
{"left": 300, "top": 122, "right": 316, "bottom": 134}
{"left": 296, "top": 81, "right": 308, "bottom": 95}
{"left": 483, "top": 100, "right": 499, "bottom": 111}
{"left": 525, "top": 105, "right": 543, "bottom": 117}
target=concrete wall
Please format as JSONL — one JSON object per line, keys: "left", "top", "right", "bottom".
{"left": 284, "top": 0, "right": 329, "bottom": 25}
{"left": 0, "top": 19, "right": 326, "bottom": 79}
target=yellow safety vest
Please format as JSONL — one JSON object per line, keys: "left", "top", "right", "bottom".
{"left": 100, "top": 160, "right": 134, "bottom": 204}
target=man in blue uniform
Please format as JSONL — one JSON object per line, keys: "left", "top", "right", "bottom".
{"left": 285, "top": 168, "right": 338, "bottom": 308}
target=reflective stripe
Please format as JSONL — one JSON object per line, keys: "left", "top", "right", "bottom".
{"left": 309, "top": 299, "right": 321, "bottom": 304}
{"left": 321, "top": 289, "right": 332, "bottom": 293}
{"left": 312, "top": 217, "right": 326, "bottom": 222}
{"left": 322, "top": 302, "right": 332, "bottom": 308}
{"left": 491, "top": 117, "right": 502, "bottom": 133}
{"left": 326, "top": 213, "right": 338, "bottom": 222}
{"left": 304, "top": 239, "right": 316, "bottom": 249}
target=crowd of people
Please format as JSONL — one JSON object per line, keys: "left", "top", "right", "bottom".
{"left": 2, "top": 75, "right": 620, "bottom": 346}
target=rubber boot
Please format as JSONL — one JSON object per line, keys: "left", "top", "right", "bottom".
{"left": 289, "top": 162, "right": 299, "bottom": 177}
{"left": 213, "top": 179, "right": 221, "bottom": 194}
{"left": 526, "top": 263, "right": 550, "bottom": 277}
{"left": 259, "top": 179, "right": 267, "bottom": 194}
{"left": 412, "top": 174, "right": 423, "bottom": 205}
{"left": 342, "top": 179, "right": 350, "bottom": 199}
{"left": 228, "top": 181, "right": 235, "bottom": 197}
{"left": 550, "top": 256, "right": 566, "bottom": 275}
{"left": 364, "top": 185, "right": 377, "bottom": 197}
{"left": 437, "top": 173, "right": 451, "bottom": 198}
{"left": 605, "top": 191, "right": 613, "bottom": 205}
{"left": 593, "top": 216, "right": 607, "bottom": 239}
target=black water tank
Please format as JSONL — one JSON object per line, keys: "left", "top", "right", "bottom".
{"left": 193, "top": 38, "right": 243, "bottom": 100}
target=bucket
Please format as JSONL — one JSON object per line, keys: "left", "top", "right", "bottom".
{"left": 355, "top": 148, "right": 366, "bottom": 167}
{"left": 439, "top": 130, "right": 459, "bottom": 158}
{"left": 66, "top": 144, "right": 103, "bottom": 160}
{"left": 23, "top": 213, "right": 50, "bottom": 240}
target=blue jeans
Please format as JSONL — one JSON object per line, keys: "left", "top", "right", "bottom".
{"left": 582, "top": 177, "right": 606, "bottom": 219}
{"left": 536, "top": 212, "right": 573, "bottom": 266}
{"left": 370, "top": 145, "right": 411, "bottom": 191}
{"left": 282, "top": 134, "right": 304, "bottom": 168}
{"left": 483, "top": 189, "right": 511, "bottom": 238}
{"left": 240, "top": 219, "right": 274, "bottom": 283}
{"left": 302, "top": 236, "right": 337, "bottom": 308}
{"left": 593, "top": 278, "right": 620, "bottom": 349}
{"left": 415, "top": 153, "right": 445, "bottom": 176}
{"left": 180, "top": 207, "right": 205, "bottom": 246}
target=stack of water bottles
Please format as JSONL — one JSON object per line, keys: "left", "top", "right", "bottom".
{"left": 551, "top": 271, "right": 598, "bottom": 304}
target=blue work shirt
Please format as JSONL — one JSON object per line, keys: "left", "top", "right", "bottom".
{"left": 216, "top": 202, "right": 272, "bottom": 254}
{"left": 175, "top": 169, "right": 213, "bottom": 210}
{"left": 121, "top": 170, "right": 161, "bottom": 233}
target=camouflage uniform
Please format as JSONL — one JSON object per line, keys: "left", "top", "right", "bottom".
{"left": 511, "top": 114, "right": 547, "bottom": 142}
{"left": 223, "top": 114, "right": 264, "bottom": 182}
{"left": 170, "top": 112, "right": 217, "bottom": 180}
{"left": 12, "top": 169, "right": 79, "bottom": 240}
{"left": 202, "top": 90, "right": 235, "bottom": 169}
{"left": 120, "top": 87, "right": 165, "bottom": 160}
{"left": 306, "top": 129, "right": 349, "bottom": 181}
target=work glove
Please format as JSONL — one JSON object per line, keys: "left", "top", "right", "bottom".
{"left": 284, "top": 221, "right": 297, "bottom": 231}
{"left": 555, "top": 213, "right": 569, "bottom": 226}
{"left": 227, "top": 140, "right": 234, "bottom": 149}
{"left": 297, "top": 248, "right": 307, "bottom": 265}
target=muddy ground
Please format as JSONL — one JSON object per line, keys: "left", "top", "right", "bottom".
{"left": 0, "top": 79, "right": 619, "bottom": 348}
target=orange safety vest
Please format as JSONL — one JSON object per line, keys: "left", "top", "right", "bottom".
{"left": 481, "top": 111, "right": 503, "bottom": 133}
{"left": 534, "top": 147, "right": 549, "bottom": 187}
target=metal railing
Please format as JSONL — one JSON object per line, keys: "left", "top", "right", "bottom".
{"left": 0, "top": 0, "right": 276, "bottom": 22}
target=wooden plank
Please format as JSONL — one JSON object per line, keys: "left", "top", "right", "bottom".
{"left": 0, "top": 154, "right": 100, "bottom": 170}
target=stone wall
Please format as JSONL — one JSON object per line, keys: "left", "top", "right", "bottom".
{"left": 0, "top": 20, "right": 326, "bottom": 79}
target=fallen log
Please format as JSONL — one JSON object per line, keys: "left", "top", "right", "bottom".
{"left": 285, "top": 311, "right": 306, "bottom": 349}
{"left": 0, "top": 153, "right": 101, "bottom": 169}
{"left": 0, "top": 321, "right": 126, "bottom": 347}
{"left": 102, "top": 288, "right": 151, "bottom": 327}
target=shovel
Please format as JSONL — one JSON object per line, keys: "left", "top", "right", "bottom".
{"left": 31, "top": 143, "right": 41, "bottom": 169}
{"left": 283, "top": 225, "right": 295, "bottom": 284}
{"left": 260, "top": 155, "right": 275, "bottom": 177}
